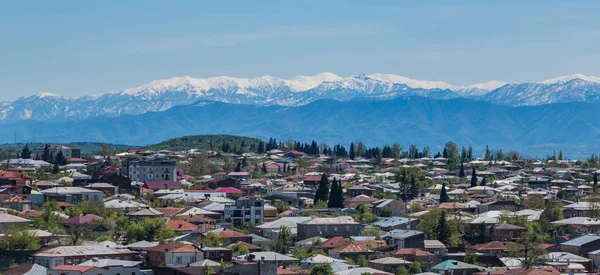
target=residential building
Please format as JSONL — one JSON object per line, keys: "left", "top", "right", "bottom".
{"left": 382, "top": 230, "right": 425, "bottom": 249}
{"left": 0, "top": 213, "right": 30, "bottom": 231}
{"left": 559, "top": 234, "right": 600, "bottom": 257}
{"left": 372, "top": 216, "right": 418, "bottom": 231}
{"left": 224, "top": 196, "right": 265, "bottom": 227}
{"left": 32, "top": 145, "right": 80, "bottom": 160}
{"left": 128, "top": 158, "right": 176, "bottom": 182}
{"left": 393, "top": 248, "right": 437, "bottom": 265}
{"left": 368, "top": 257, "right": 411, "bottom": 274}
{"left": 296, "top": 216, "right": 363, "bottom": 239}
{"left": 40, "top": 187, "right": 104, "bottom": 203}
{"left": 145, "top": 243, "right": 202, "bottom": 267}
{"left": 48, "top": 259, "right": 143, "bottom": 275}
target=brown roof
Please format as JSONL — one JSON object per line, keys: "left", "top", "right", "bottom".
{"left": 330, "top": 240, "right": 387, "bottom": 253}
{"left": 213, "top": 228, "right": 250, "bottom": 238}
{"left": 4, "top": 196, "right": 31, "bottom": 203}
{"left": 18, "top": 210, "right": 42, "bottom": 219}
{"left": 503, "top": 267, "right": 561, "bottom": 275}
{"left": 345, "top": 196, "right": 379, "bottom": 203}
{"left": 155, "top": 207, "right": 183, "bottom": 217}
{"left": 438, "top": 202, "right": 466, "bottom": 209}
{"left": 145, "top": 243, "right": 199, "bottom": 253}
{"left": 469, "top": 241, "right": 511, "bottom": 251}
{"left": 230, "top": 241, "right": 261, "bottom": 250}
{"left": 277, "top": 267, "right": 300, "bottom": 275}
{"left": 317, "top": 236, "right": 351, "bottom": 249}
{"left": 166, "top": 219, "right": 198, "bottom": 232}
{"left": 393, "top": 248, "right": 434, "bottom": 256}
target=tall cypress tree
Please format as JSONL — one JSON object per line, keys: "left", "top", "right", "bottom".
{"left": 470, "top": 167, "right": 478, "bottom": 188}
{"left": 350, "top": 143, "right": 355, "bottom": 160}
{"left": 235, "top": 162, "right": 241, "bottom": 172}
{"left": 480, "top": 177, "right": 487, "bottom": 187}
{"left": 440, "top": 182, "right": 449, "bottom": 203}
{"left": 42, "top": 144, "right": 50, "bottom": 162}
{"left": 328, "top": 178, "right": 341, "bottom": 208}
{"left": 315, "top": 174, "right": 330, "bottom": 204}
{"left": 458, "top": 162, "right": 466, "bottom": 178}
{"left": 594, "top": 172, "right": 598, "bottom": 193}
{"left": 436, "top": 211, "right": 451, "bottom": 244}
{"left": 21, "top": 144, "right": 31, "bottom": 159}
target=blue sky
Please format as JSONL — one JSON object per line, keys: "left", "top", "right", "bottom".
{"left": 1, "top": 1, "right": 600, "bottom": 100}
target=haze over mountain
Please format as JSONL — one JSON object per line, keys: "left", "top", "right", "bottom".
{"left": 4, "top": 73, "right": 600, "bottom": 123}
{"left": 5, "top": 96, "right": 600, "bottom": 157}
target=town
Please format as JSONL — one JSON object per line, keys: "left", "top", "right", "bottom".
{"left": 0, "top": 135, "right": 598, "bottom": 275}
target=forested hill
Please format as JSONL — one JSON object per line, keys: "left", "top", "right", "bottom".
{"left": 141, "top": 134, "right": 263, "bottom": 151}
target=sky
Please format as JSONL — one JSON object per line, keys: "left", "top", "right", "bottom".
{"left": 1, "top": 1, "right": 600, "bottom": 101}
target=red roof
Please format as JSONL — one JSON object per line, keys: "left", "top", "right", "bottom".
{"left": 304, "top": 175, "right": 322, "bottom": 182}
{"left": 228, "top": 172, "right": 252, "bottom": 176}
{"left": 214, "top": 228, "right": 250, "bottom": 238}
{"left": 503, "top": 267, "right": 560, "bottom": 275}
{"left": 145, "top": 242, "right": 199, "bottom": 253}
{"left": 144, "top": 181, "right": 181, "bottom": 190}
{"left": 167, "top": 219, "right": 198, "bottom": 232}
{"left": 51, "top": 265, "right": 93, "bottom": 272}
{"left": 393, "top": 248, "right": 434, "bottom": 256}
{"left": 18, "top": 210, "right": 42, "bottom": 219}
{"left": 231, "top": 241, "right": 261, "bottom": 250}
{"left": 469, "top": 241, "right": 510, "bottom": 251}
{"left": 4, "top": 196, "right": 31, "bottom": 203}
{"left": 317, "top": 236, "right": 351, "bottom": 249}
{"left": 56, "top": 202, "right": 75, "bottom": 208}
{"left": 288, "top": 150, "right": 307, "bottom": 156}
{"left": 277, "top": 267, "right": 300, "bottom": 275}
{"left": 59, "top": 214, "right": 102, "bottom": 225}
{"left": 215, "top": 187, "right": 244, "bottom": 194}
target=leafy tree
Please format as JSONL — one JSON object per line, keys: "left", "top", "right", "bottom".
{"left": 408, "top": 261, "right": 422, "bottom": 274}
{"left": 435, "top": 211, "right": 451, "bottom": 244}
{"left": 524, "top": 194, "right": 545, "bottom": 209}
{"left": 270, "top": 225, "right": 293, "bottom": 254}
{"left": 204, "top": 264, "right": 216, "bottom": 275}
{"left": 1, "top": 227, "right": 41, "bottom": 249}
{"left": 33, "top": 201, "right": 62, "bottom": 231}
{"left": 292, "top": 246, "right": 309, "bottom": 260}
{"left": 350, "top": 142, "right": 356, "bottom": 160}
{"left": 357, "top": 255, "right": 368, "bottom": 267}
{"left": 51, "top": 163, "right": 60, "bottom": 174}
{"left": 470, "top": 167, "right": 478, "bottom": 188}
{"left": 507, "top": 222, "right": 550, "bottom": 267}
{"left": 397, "top": 266, "right": 409, "bottom": 275}
{"left": 458, "top": 162, "right": 465, "bottom": 178}
{"left": 274, "top": 200, "right": 291, "bottom": 213}
{"left": 314, "top": 174, "right": 330, "bottom": 204}
{"left": 361, "top": 225, "right": 381, "bottom": 237}
{"left": 439, "top": 182, "right": 449, "bottom": 203}
{"left": 21, "top": 144, "right": 31, "bottom": 159}
{"left": 356, "top": 203, "right": 369, "bottom": 214}
{"left": 310, "top": 264, "right": 334, "bottom": 275}
{"left": 379, "top": 207, "right": 393, "bottom": 217}
{"left": 197, "top": 232, "right": 222, "bottom": 247}
{"left": 126, "top": 218, "right": 175, "bottom": 243}
{"left": 464, "top": 251, "right": 478, "bottom": 265}
{"left": 228, "top": 243, "right": 250, "bottom": 255}
{"left": 235, "top": 161, "right": 241, "bottom": 172}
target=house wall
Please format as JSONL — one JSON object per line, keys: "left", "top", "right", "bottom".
{"left": 128, "top": 160, "right": 176, "bottom": 182}
{"left": 297, "top": 223, "right": 364, "bottom": 239}
{"left": 164, "top": 251, "right": 202, "bottom": 267}
{"left": 35, "top": 253, "right": 136, "bottom": 269}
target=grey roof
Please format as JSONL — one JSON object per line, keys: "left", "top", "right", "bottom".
{"left": 547, "top": 252, "right": 591, "bottom": 262}
{"left": 126, "top": 240, "right": 159, "bottom": 249}
{"left": 335, "top": 267, "right": 392, "bottom": 275}
{"left": 40, "top": 187, "right": 102, "bottom": 195}
{"left": 190, "top": 259, "right": 220, "bottom": 267}
{"left": 424, "top": 240, "right": 447, "bottom": 249}
{"left": 79, "top": 259, "right": 142, "bottom": 267}
{"left": 372, "top": 217, "right": 417, "bottom": 228}
{"left": 383, "top": 229, "right": 423, "bottom": 240}
{"left": 301, "top": 216, "right": 358, "bottom": 225}
{"left": 240, "top": 252, "right": 298, "bottom": 262}
{"left": 561, "top": 234, "right": 600, "bottom": 246}
{"left": 255, "top": 217, "right": 312, "bottom": 229}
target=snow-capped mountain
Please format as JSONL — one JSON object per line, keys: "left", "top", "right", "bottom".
{"left": 2, "top": 73, "right": 600, "bottom": 123}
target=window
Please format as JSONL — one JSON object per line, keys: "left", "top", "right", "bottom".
{"left": 55, "top": 259, "right": 62, "bottom": 266}
{"left": 190, "top": 256, "right": 196, "bottom": 262}
{"left": 176, "top": 256, "right": 182, "bottom": 264}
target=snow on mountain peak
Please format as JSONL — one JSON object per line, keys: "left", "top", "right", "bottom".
{"left": 35, "top": 92, "right": 62, "bottom": 98}
{"left": 286, "top": 72, "right": 343, "bottom": 91}
{"left": 539, "top": 73, "right": 600, "bottom": 85}
{"left": 461, "top": 80, "right": 508, "bottom": 90}
{"left": 367, "top": 73, "right": 454, "bottom": 90}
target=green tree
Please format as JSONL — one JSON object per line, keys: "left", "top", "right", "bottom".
{"left": 203, "top": 264, "right": 216, "bottom": 275}
{"left": 42, "top": 144, "right": 50, "bottom": 162}
{"left": 197, "top": 232, "right": 222, "bottom": 247}
{"left": 464, "top": 251, "right": 478, "bottom": 265}
{"left": 361, "top": 225, "right": 381, "bottom": 237}
{"left": 21, "top": 144, "right": 32, "bottom": 159}
{"left": 507, "top": 222, "right": 550, "bottom": 267}
{"left": 408, "top": 261, "right": 422, "bottom": 274}
{"left": 328, "top": 178, "right": 343, "bottom": 208}
{"left": 357, "top": 255, "right": 368, "bottom": 267}
{"left": 235, "top": 161, "right": 241, "bottom": 172}
{"left": 228, "top": 243, "right": 250, "bottom": 255}
{"left": 350, "top": 142, "right": 356, "bottom": 160}
{"left": 270, "top": 225, "right": 293, "bottom": 254}
{"left": 436, "top": 211, "right": 451, "bottom": 244}
{"left": 126, "top": 218, "right": 175, "bottom": 243}
{"left": 594, "top": 172, "right": 598, "bottom": 193}
{"left": 458, "top": 162, "right": 465, "bottom": 178}
{"left": 470, "top": 167, "right": 478, "bottom": 188}
{"left": 397, "top": 266, "right": 409, "bottom": 275}
{"left": 55, "top": 150, "right": 67, "bottom": 165}
{"left": 439, "top": 182, "right": 449, "bottom": 203}
{"left": 1, "top": 227, "right": 41, "bottom": 249}
{"left": 480, "top": 177, "right": 487, "bottom": 186}
{"left": 314, "top": 174, "right": 330, "bottom": 204}
{"left": 379, "top": 207, "right": 393, "bottom": 217}
{"left": 310, "top": 264, "right": 334, "bottom": 275}
{"left": 292, "top": 246, "right": 309, "bottom": 260}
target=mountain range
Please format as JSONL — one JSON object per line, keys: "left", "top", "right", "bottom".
{"left": 4, "top": 72, "right": 600, "bottom": 123}
{"left": 3, "top": 96, "right": 600, "bottom": 157}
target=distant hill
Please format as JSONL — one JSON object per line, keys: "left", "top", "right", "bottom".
{"left": 0, "top": 142, "right": 131, "bottom": 155}
{"left": 142, "top": 134, "right": 263, "bottom": 151}
{"left": 2, "top": 97, "right": 600, "bottom": 157}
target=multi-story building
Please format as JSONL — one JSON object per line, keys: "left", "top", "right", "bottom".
{"left": 32, "top": 145, "right": 80, "bottom": 160}
{"left": 127, "top": 158, "right": 176, "bottom": 182}
{"left": 224, "top": 196, "right": 265, "bottom": 227}
{"left": 296, "top": 216, "right": 363, "bottom": 239}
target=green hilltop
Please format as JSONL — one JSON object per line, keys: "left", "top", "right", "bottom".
{"left": 141, "top": 134, "right": 264, "bottom": 151}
